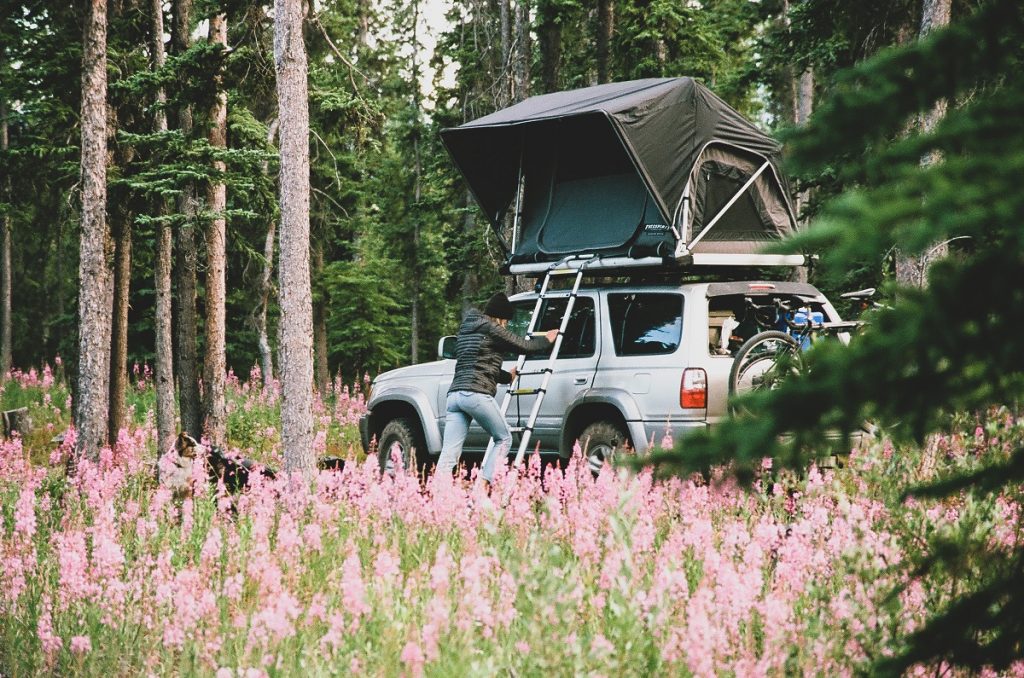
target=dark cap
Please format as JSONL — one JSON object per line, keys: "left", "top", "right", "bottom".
{"left": 483, "top": 292, "right": 515, "bottom": 320}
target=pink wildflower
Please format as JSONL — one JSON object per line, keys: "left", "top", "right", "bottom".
{"left": 400, "top": 640, "right": 425, "bottom": 677}
{"left": 70, "top": 635, "right": 92, "bottom": 655}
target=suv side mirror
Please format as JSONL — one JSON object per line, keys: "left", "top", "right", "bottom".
{"left": 438, "top": 336, "right": 457, "bottom": 360}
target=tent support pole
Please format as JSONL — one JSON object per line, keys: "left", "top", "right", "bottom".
{"left": 511, "top": 144, "right": 525, "bottom": 254}
{"left": 673, "top": 183, "right": 691, "bottom": 258}
{"left": 688, "top": 160, "right": 770, "bottom": 250}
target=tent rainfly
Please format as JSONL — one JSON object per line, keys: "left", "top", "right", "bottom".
{"left": 440, "top": 77, "right": 804, "bottom": 273}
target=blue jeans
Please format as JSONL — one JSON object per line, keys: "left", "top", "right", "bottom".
{"left": 437, "top": 391, "right": 512, "bottom": 482}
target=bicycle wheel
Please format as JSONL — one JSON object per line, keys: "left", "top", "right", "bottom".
{"left": 728, "top": 330, "right": 800, "bottom": 398}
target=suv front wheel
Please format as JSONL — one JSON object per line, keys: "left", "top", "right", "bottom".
{"left": 378, "top": 417, "right": 427, "bottom": 477}
{"left": 578, "top": 421, "right": 631, "bottom": 475}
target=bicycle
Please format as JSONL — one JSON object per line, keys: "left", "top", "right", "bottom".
{"left": 728, "top": 288, "right": 877, "bottom": 400}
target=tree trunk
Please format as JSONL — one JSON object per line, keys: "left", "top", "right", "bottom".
{"left": 0, "top": 93, "right": 12, "bottom": 379}
{"left": 107, "top": 210, "right": 131, "bottom": 442}
{"left": 513, "top": 0, "right": 530, "bottom": 100}
{"left": 409, "top": 0, "right": 422, "bottom": 365}
{"left": 312, "top": 241, "right": 329, "bottom": 394}
{"left": 152, "top": 0, "right": 176, "bottom": 455}
{"left": 172, "top": 0, "right": 201, "bottom": 438}
{"left": 537, "top": 0, "right": 561, "bottom": 93}
{"left": 274, "top": 0, "right": 315, "bottom": 475}
{"left": 203, "top": 11, "right": 228, "bottom": 446}
{"left": 895, "top": 0, "right": 952, "bottom": 287}
{"left": 499, "top": 0, "right": 512, "bottom": 108}
{"left": 595, "top": 0, "right": 613, "bottom": 84}
{"left": 794, "top": 66, "right": 814, "bottom": 225}
{"left": 254, "top": 119, "right": 278, "bottom": 388}
{"left": 75, "top": 0, "right": 114, "bottom": 461}
{"left": 460, "top": 189, "right": 479, "bottom": 318}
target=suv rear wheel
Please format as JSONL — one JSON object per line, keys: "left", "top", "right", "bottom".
{"left": 578, "top": 421, "right": 631, "bottom": 475}
{"left": 378, "top": 417, "right": 427, "bottom": 477}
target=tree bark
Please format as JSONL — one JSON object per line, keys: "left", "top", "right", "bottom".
{"left": 172, "top": 0, "right": 201, "bottom": 438}
{"left": 152, "top": 0, "right": 176, "bottom": 455}
{"left": 409, "top": 0, "right": 422, "bottom": 365}
{"left": 513, "top": 0, "right": 530, "bottom": 100}
{"left": 460, "top": 189, "right": 479, "bottom": 318}
{"left": 595, "top": 0, "right": 613, "bottom": 84}
{"left": 108, "top": 209, "right": 131, "bottom": 442}
{"left": 257, "top": 219, "right": 276, "bottom": 387}
{"left": 312, "top": 240, "right": 329, "bottom": 394}
{"left": 75, "top": 0, "right": 114, "bottom": 461}
{"left": 499, "top": 0, "right": 512, "bottom": 108}
{"left": 794, "top": 66, "right": 814, "bottom": 229}
{"left": 203, "top": 11, "right": 228, "bottom": 446}
{"left": 251, "top": 119, "right": 276, "bottom": 391}
{"left": 895, "top": 0, "right": 952, "bottom": 287}
{"left": 274, "top": 0, "right": 315, "bottom": 475}
{"left": 0, "top": 92, "right": 12, "bottom": 379}
{"left": 537, "top": 0, "right": 561, "bottom": 93}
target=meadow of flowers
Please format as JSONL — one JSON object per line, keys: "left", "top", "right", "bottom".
{"left": 0, "top": 362, "right": 1021, "bottom": 676}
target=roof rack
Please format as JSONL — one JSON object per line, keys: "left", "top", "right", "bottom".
{"left": 507, "top": 252, "right": 808, "bottom": 277}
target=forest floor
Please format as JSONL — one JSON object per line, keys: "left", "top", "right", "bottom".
{"left": 0, "top": 363, "right": 1021, "bottom": 676}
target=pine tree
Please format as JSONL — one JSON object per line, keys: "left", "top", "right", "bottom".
{"left": 646, "top": 1, "right": 1024, "bottom": 671}
{"left": 203, "top": 9, "right": 229, "bottom": 446}
{"left": 75, "top": 0, "right": 114, "bottom": 460}
{"left": 275, "top": 0, "right": 315, "bottom": 475}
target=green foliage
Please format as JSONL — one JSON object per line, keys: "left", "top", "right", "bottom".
{"left": 323, "top": 257, "right": 408, "bottom": 375}
{"left": 647, "top": 1, "right": 1024, "bottom": 672}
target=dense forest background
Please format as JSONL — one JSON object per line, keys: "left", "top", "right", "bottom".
{"left": 0, "top": 0, "right": 972, "bottom": 385}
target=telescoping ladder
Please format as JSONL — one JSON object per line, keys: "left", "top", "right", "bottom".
{"left": 484, "top": 255, "right": 591, "bottom": 470}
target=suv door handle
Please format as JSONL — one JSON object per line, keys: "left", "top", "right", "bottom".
{"left": 574, "top": 377, "right": 588, "bottom": 385}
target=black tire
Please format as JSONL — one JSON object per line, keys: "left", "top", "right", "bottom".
{"left": 728, "top": 330, "right": 800, "bottom": 400}
{"left": 377, "top": 417, "right": 427, "bottom": 477}
{"left": 578, "top": 421, "right": 631, "bottom": 476}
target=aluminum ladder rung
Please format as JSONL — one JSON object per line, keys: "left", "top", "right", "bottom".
{"left": 509, "top": 387, "right": 544, "bottom": 396}
{"left": 515, "top": 368, "right": 552, "bottom": 377}
{"left": 482, "top": 262, "right": 590, "bottom": 474}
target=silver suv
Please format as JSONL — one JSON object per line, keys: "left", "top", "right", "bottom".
{"left": 358, "top": 280, "right": 840, "bottom": 471}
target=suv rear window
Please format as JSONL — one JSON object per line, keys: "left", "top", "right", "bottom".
{"left": 507, "top": 297, "right": 596, "bottom": 359}
{"left": 608, "top": 293, "right": 684, "bottom": 356}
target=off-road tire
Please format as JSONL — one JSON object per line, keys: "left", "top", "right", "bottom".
{"left": 578, "top": 421, "right": 631, "bottom": 476}
{"left": 378, "top": 417, "right": 428, "bottom": 478}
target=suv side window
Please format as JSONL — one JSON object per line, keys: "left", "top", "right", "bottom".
{"left": 507, "top": 297, "right": 596, "bottom": 360}
{"left": 608, "top": 293, "right": 684, "bottom": 356}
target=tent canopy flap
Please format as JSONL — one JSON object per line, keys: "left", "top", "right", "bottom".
{"left": 440, "top": 77, "right": 798, "bottom": 267}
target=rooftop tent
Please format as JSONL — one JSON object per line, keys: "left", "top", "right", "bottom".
{"left": 440, "top": 77, "right": 802, "bottom": 271}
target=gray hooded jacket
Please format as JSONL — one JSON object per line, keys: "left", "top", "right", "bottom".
{"left": 448, "top": 311, "right": 550, "bottom": 396}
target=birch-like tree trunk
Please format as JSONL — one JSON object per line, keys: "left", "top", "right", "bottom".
{"left": 255, "top": 119, "right": 278, "bottom": 388}
{"left": 794, "top": 67, "right": 814, "bottom": 226}
{"left": 172, "top": 0, "right": 201, "bottom": 438}
{"left": 152, "top": 0, "right": 176, "bottom": 455}
{"left": 75, "top": 0, "right": 114, "bottom": 461}
{"left": 274, "top": 0, "right": 315, "bottom": 475}
{"left": 204, "top": 11, "right": 228, "bottom": 445}
{"left": 895, "top": 0, "right": 952, "bottom": 287}
{"left": 0, "top": 92, "right": 12, "bottom": 379}
{"left": 258, "top": 219, "right": 276, "bottom": 387}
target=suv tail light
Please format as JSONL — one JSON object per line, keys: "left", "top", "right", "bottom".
{"left": 680, "top": 368, "right": 707, "bottom": 409}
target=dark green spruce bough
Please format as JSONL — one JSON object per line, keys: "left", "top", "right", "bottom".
{"left": 642, "top": 1, "right": 1024, "bottom": 674}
